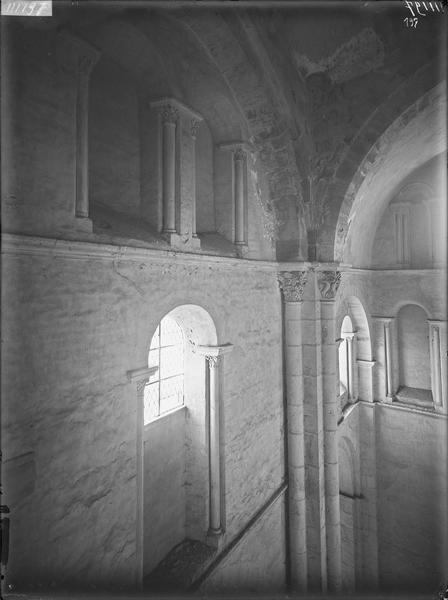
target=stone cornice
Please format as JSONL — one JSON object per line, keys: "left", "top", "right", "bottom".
{"left": 11, "top": 235, "right": 443, "bottom": 281}
{"left": 1, "top": 233, "right": 280, "bottom": 272}
{"left": 339, "top": 267, "right": 445, "bottom": 275}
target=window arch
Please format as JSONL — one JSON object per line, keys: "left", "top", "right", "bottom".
{"left": 145, "top": 315, "right": 185, "bottom": 423}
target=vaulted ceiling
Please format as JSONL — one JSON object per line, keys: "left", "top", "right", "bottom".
{"left": 53, "top": 0, "right": 446, "bottom": 261}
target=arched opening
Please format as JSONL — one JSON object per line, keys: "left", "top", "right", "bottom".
{"left": 395, "top": 304, "right": 432, "bottom": 408}
{"left": 334, "top": 85, "right": 446, "bottom": 267}
{"left": 142, "top": 304, "right": 219, "bottom": 585}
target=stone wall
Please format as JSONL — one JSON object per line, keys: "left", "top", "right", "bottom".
{"left": 200, "top": 492, "right": 286, "bottom": 594}
{"left": 143, "top": 407, "right": 186, "bottom": 576}
{"left": 376, "top": 406, "right": 447, "bottom": 590}
{"left": 89, "top": 58, "right": 141, "bottom": 217}
{"left": 338, "top": 269, "right": 447, "bottom": 592}
{"left": 1, "top": 236, "right": 285, "bottom": 591}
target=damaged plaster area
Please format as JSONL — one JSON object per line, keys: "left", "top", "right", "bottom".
{"left": 294, "top": 28, "right": 385, "bottom": 84}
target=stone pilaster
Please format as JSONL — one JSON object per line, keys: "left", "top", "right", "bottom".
{"left": 317, "top": 269, "right": 342, "bottom": 593}
{"left": 372, "top": 317, "right": 395, "bottom": 401}
{"left": 356, "top": 359, "right": 376, "bottom": 403}
{"left": 127, "top": 365, "right": 158, "bottom": 588}
{"left": 278, "top": 270, "right": 308, "bottom": 592}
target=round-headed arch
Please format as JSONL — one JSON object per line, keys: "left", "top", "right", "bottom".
{"left": 335, "top": 83, "right": 446, "bottom": 267}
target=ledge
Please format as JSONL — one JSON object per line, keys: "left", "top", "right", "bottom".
{"left": 1, "top": 233, "right": 280, "bottom": 271}
{"left": 1, "top": 234, "right": 348, "bottom": 274}
{"left": 367, "top": 400, "right": 448, "bottom": 420}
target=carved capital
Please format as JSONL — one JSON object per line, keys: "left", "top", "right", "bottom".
{"left": 278, "top": 271, "right": 308, "bottom": 302}
{"left": 159, "top": 104, "right": 179, "bottom": 124}
{"left": 136, "top": 379, "right": 148, "bottom": 394}
{"left": 190, "top": 119, "right": 201, "bottom": 139}
{"left": 234, "top": 148, "right": 246, "bottom": 162}
{"left": 317, "top": 270, "right": 341, "bottom": 300}
{"left": 206, "top": 355, "right": 220, "bottom": 369}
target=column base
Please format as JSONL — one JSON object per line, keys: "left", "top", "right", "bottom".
{"left": 165, "top": 232, "right": 201, "bottom": 250}
{"left": 206, "top": 527, "right": 224, "bottom": 550}
{"left": 74, "top": 215, "right": 94, "bottom": 234}
{"left": 235, "top": 243, "right": 249, "bottom": 258}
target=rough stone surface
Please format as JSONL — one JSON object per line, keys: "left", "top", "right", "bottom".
{"left": 200, "top": 493, "right": 286, "bottom": 594}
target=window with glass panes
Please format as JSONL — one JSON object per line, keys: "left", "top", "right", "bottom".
{"left": 144, "top": 316, "right": 184, "bottom": 424}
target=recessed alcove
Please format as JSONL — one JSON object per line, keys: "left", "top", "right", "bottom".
{"left": 395, "top": 304, "right": 433, "bottom": 410}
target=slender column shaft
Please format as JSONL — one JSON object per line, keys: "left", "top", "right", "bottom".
{"left": 402, "top": 213, "right": 410, "bottom": 265}
{"left": 135, "top": 380, "right": 145, "bottom": 588}
{"left": 316, "top": 270, "right": 342, "bottom": 593}
{"left": 347, "top": 335, "right": 354, "bottom": 400}
{"left": 285, "top": 300, "right": 307, "bottom": 591}
{"left": 75, "top": 59, "right": 94, "bottom": 218}
{"left": 191, "top": 120, "right": 200, "bottom": 237}
{"left": 384, "top": 321, "right": 393, "bottom": 398}
{"left": 208, "top": 356, "right": 222, "bottom": 534}
{"left": 278, "top": 271, "right": 308, "bottom": 592}
{"left": 127, "top": 366, "right": 158, "bottom": 588}
{"left": 321, "top": 300, "right": 342, "bottom": 592}
{"left": 162, "top": 119, "right": 177, "bottom": 233}
{"left": 395, "top": 213, "right": 403, "bottom": 264}
{"left": 234, "top": 149, "right": 246, "bottom": 245}
{"left": 429, "top": 323, "right": 442, "bottom": 407}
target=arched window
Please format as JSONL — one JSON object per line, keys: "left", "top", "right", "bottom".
{"left": 145, "top": 315, "right": 184, "bottom": 424}
{"left": 338, "top": 315, "right": 355, "bottom": 401}
{"left": 141, "top": 305, "right": 230, "bottom": 585}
